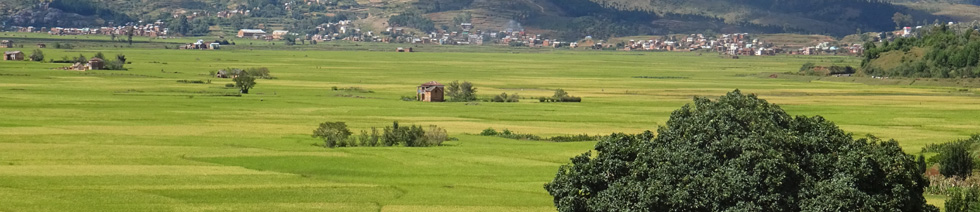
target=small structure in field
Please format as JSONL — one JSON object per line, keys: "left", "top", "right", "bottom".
{"left": 3, "top": 51, "right": 25, "bottom": 61}
{"left": 417, "top": 81, "right": 445, "bottom": 102}
{"left": 1, "top": 40, "right": 11, "bottom": 48}
{"left": 396, "top": 47, "right": 413, "bottom": 52}
{"left": 37, "top": 43, "right": 46, "bottom": 48}
{"left": 87, "top": 58, "right": 104, "bottom": 70}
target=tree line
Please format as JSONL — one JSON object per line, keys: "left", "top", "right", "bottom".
{"left": 313, "top": 121, "right": 448, "bottom": 148}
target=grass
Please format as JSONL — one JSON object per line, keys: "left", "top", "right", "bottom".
{"left": 1, "top": 33, "right": 978, "bottom": 211}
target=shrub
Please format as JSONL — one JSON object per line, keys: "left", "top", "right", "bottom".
{"left": 29, "top": 49, "right": 44, "bottom": 62}
{"left": 446, "top": 80, "right": 477, "bottom": 102}
{"left": 491, "top": 93, "right": 520, "bottom": 102}
{"left": 225, "top": 83, "right": 235, "bottom": 87}
{"left": 799, "top": 62, "right": 815, "bottom": 72}
{"left": 940, "top": 140, "right": 975, "bottom": 179}
{"left": 423, "top": 125, "right": 448, "bottom": 146}
{"left": 540, "top": 89, "right": 581, "bottom": 102}
{"left": 480, "top": 128, "right": 499, "bottom": 136}
{"left": 312, "top": 122, "right": 352, "bottom": 148}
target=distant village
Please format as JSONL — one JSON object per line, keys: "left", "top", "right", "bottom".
{"left": 5, "top": 11, "right": 960, "bottom": 57}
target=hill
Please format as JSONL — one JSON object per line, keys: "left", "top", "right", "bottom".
{"left": 0, "top": 0, "right": 964, "bottom": 39}
{"left": 861, "top": 23, "right": 980, "bottom": 78}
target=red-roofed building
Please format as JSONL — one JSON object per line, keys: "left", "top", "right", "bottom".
{"left": 417, "top": 81, "right": 445, "bottom": 102}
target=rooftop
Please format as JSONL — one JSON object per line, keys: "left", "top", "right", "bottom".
{"left": 420, "top": 81, "right": 444, "bottom": 87}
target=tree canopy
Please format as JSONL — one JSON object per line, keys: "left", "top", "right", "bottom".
{"left": 545, "top": 90, "right": 936, "bottom": 211}
{"left": 232, "top": 71, "right": 257, "bottom": 94}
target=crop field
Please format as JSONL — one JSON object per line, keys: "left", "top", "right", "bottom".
{"left": 1, "top": 34, "right": 978, "bottom": 211}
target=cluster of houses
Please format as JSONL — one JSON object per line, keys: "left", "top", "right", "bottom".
{"left": 621, "top": 33, "right": 778, "bottom": 56}
{"left": 14, "top": 21, "right": 172, "bottom": 38}
{"left": 179, "top": 40, "right": 220, "bottom": 50}
{"left": 58, "top": 58, "right": 105, "bottom": 71}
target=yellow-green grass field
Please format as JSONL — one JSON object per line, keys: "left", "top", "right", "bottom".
{"left": 1, "top": 34, "right": 978, "bottom": 211}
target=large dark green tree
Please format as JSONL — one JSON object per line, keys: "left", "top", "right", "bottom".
{"left": 939, "top": 140, "right": 975, "bottom": 179}
{"left": 545, "top": 90, "right": 937, "bottom": 211}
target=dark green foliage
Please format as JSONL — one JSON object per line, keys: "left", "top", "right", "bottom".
{"left": 545, "top": 90, "right": 936, "bottom": 211}
{"left": 799, "top": 62, "right": 816, "bottom": 72}
{"left": 48, "top": 0, "right": 133, "bottom": 26}
{"left": 312, "top": 122, "right": 352, "bottom": 148}
{"left": 232, "top": 71, "right": 257, "bottom": 94}
{"left": 368, "top": 127, "right": 380, "bottom": 147}
{"left": 863, "top": 25, "right": 980, "bottom": 78}
{"left": 799, "top": 63, "right": 856, "bottom": 76}
{"left": 380, "top": 122, "right": 441, "bottom": 147}
{"left": 939, "top": 140, "right": 975, "bottom": 179}
{"left": 29, "top": 49, "right": 44, "bottom": 62}
{"left": 74, "top": 54, "right": 87, "bottom": 64}
{"left": 540, "top": 89, "right": 582, "bottom": 102}
{"left": 947, "top": 187, "right": 980, "bottom": 212}
{"left": 479, "top": 128, "right": 601, "bottom": 142}
{"left": 480, "top": 128, "right": 499, "bottom": 136}
{"left": 388, "top": 13, "right": 436, "bottom": 32}
{"left": 491, "top": 93, "right": 520, "bottom": 102}
{"left": 446, "top": 80, "right": 477, "bottom": 102}
{"left": 414, "top": 0, "right": 474, "bottom": 13}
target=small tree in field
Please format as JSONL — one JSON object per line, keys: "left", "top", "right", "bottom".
{"left": 29, "top": 49, "right": 44, "bottom": 62}
{"left": 446, "top": 80, "right": 477, "bottom": 102}
{"left": 313, "top": 122, "right": 352, "bottom": 148}
{"left": 233, "top": 71, "right": 257, "bottom": 94}
{"left": 423, "top": 125, "right": 448, "bottom": 146}
{"left": 369, "top": 127, "right": 380, "bottom": 147}
{"left": 358, "top": 130, "right": 370, "bottom": 147}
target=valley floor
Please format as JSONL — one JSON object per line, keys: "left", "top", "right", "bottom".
{"left": 0, "top": 41, "right": 977, "bottom": 210}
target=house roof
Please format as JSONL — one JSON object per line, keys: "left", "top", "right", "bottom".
{"left": 89, "top": 58, "right": 104, "bottom": 62}
{"left": 5, "top": 51, "right": 23, "bottom": 54}
{"left": 420, "top": 81, "right": 444, "bottom": 87}
{"left": 239, "top": 29, "right": 266, "bottom": 34}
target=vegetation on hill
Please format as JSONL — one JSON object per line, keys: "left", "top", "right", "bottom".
{"left": 546, "top": 90, "right": 937, "bottom": 211}
{"left": 0, "top": 0, "right": 955, "bottom": 39}
{"left": 862, "top": 24, "right": 980, "bottom": 78}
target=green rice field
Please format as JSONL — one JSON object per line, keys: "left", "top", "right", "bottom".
{"left": 1, "top": 34, "right": 978, "bottom": 211}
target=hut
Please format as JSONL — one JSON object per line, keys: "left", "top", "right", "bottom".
{"left": 37, "top": 43, "right": 47, "bottom": 48}
{"left": 417, "top": 81, "right": 445, "bottom": 102}
{"left": 87, "top": 58, "right": 105, "bottom": 70}
{"left": 216, "top": 70, "right": 229, "bottom": 78}
{"left": 3, "top": 51, "right": 25, "bottom": 61}
{"left": 1, "top": 40, "right": 11, "bottom": 48}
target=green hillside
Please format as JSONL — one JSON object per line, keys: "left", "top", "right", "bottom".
{"left": 0, "top": 0, "right": 964, "bottom": 38}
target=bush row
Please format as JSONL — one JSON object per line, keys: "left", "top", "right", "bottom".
{"left": 313, "top": 121, "right": 448, "bottom": 148}
{"left": 479, "top": 128, "right": 602, "bottom": 142}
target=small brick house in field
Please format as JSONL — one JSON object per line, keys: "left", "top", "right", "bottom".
{"left": 3, "top": 51, "right": 24, "bottom": 61}
{"left": 87, "top": 58, "right": 104, "bottom": 70}
{"left": 417, "top": 81, "right": 445, "bottom": 102}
